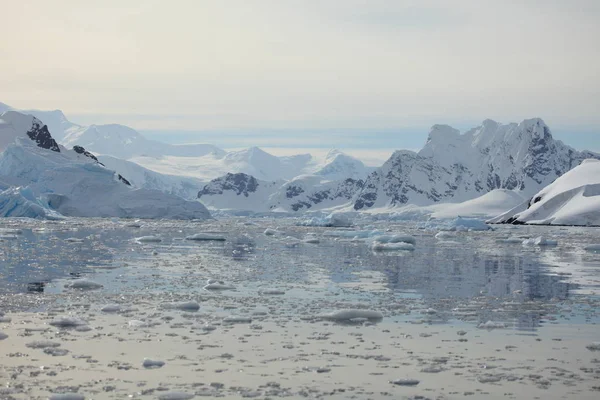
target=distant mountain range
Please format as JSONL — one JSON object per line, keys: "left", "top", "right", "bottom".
{"left": 2, "top": 101, "right": 598, "bottom": 219}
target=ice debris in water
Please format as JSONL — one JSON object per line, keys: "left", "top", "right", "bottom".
{"left": 101, "top": 304, "right": 121, "bottom": 313}
{"left": 264, "top": 228, "right": 277, "bottom": 236}
{"left": 435, "top": 231, "right": 455, "bottom": 240}
{"left": 136, "top": 236, "right": 162, "bottom": 243}
{"left": 297, "top": 212, "right": 353, "bottom": 227}
{"left": 66, "top": 279, "right": 103, "bottom": 290}
{"left": 497, "top": 237, "right": 523, "bottom": 244}
{"left": 522, "top": 236, "right": 558, "bottom": 246}
{"left": 586, "top": 343, "right": 600, "bottom": 351}
{"left": 204, "top": 279, "right": 235, "bottom": 290}
{"left": 49, "top": 316, "right": 87, "bottom": 328}
{"left": 371, "top": 242, "right": 414, "bottom": 251}
{"left": 164, "top": 301, "right": 200, "bottom": 311}
{"left": 223, "top": 316, "right": 252, "bottom": 324}
{"left": 303, "top": 235, "right": 320, "bottom": 244}
{"left": 373, "top": 234, "right": 416, "bottom": 245}
{"left": 142, "top": 358, "right": 165, "bottom": 368}
{"left": 478, "top": 321, "right": 507, "bottom": 330}
{"left": 49, "top": 394, "right": 85, "bottom": 400}
{"left": 430, "top": 217, "right": 491, "bottom": 232}
{"left": 390, "top": 379, "right": 420, "bottom": 386}
{"left": 584, "top": 244, "right": 600, "bottom": 252}
{"left": 185, "top": 233, "right": 226, "bottom": 241}
{"left": 323, "top": 229, "right": 383, "bottom": 239}
{"left": 128, "top": 320, "right": 149, "bottom": 328}
{"left": 124, "top": 220, "right": 142, "bottom": 228}
{"left": 64, "top": 237, "right": 84, "bottom": 243}
{"left": 0, "top": 332, "right": 7, "bottom": 340}
{"left": 321, "top": 309, "right": 383, "bottom": 321}
{"left": 259, "top": 289, "right": 285, "bottom": 295}
{"left": 157, "top": 392, "right": 195, "bottom": 400}
{"left": 26, "top": 340, "right": 61, "bottom": 349}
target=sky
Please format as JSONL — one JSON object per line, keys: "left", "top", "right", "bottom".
{"left": 1, "top": 0, "right": 599, "bottom": 162}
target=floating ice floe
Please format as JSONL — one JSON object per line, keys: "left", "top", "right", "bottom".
{"left": 297, "top": 212, "right": 353, "bottom": 227}
{"left": 26, "top": 340, "right": 61, "bottom": 349}
{"left": 390, "top": 379, "right": 420, "bottom": 386}
{"left": 584, "top": 244, "right": 600, "bottom": 252}
{"left": 264, "top": 228, "right": 277, "bottom": 236}
{"left": 128, "top": 320, "right": 149, "bottom": 328}
{"left": 64, "top": 237, "right": 84, "bottom": 243}
{"left": 373, "top": 234, "right": 416, "bottom": 245}
{"left": 522, "top": 236, "right": 558, "bottom": 246}
{"left": 49, "top": 316, "right": 87, "bottom": 328}
{"left": 66, "top": 278, "right": 103, "bottom": 290}
{"left": 323, "top": 229, "right": 383, "bottom": 239}
{"left": 371, "top": 242, "right": 415, "bottom": 251}
{"left": 136, "top": 236, "right": 162, "bottom": 243}
{"left": 320, "top": 309, "right": 384, "bottom": 321}
{"left": 157, "top": 392, "right": 195, "bottom": 400}
{"left": 435, "top": 231, "right": 455, "bottom": 240}
{"left": 203, "top": 279, "right": 235, "bottom": 291}
{"left": 185, "top": 233, "right": 226, "bottom": 241}
{"left": 124, "top": 221, "right": 142, "bottom": 228}
{"left": 0, "top": 332, "right": 7, "bottom": 340}
{"left": 48, "top": 394, "right": 85, "bottom": 400}
{"left": 164, "top": 301, "right": 200, "bottom": 311}
{"left": 259, "top": 289, "right": 285, "bottom": 295}
{"left": 142, "top": 358, "right": 165, "bottom": 368}
{"left": 496, "top": 237, "right": 523, "bottom": 244}
{"left": 586, "top": 342, "right": 600, "bottom": 351}
{"left": 478, "top": 321, "right": 507, "bottom": 330}
{"left": 223, "top": 316, "right": 252, "bottom": 324}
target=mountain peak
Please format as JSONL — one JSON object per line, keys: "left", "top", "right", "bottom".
{"left": 0, "top": 111, "right": 60, "bottom": 152}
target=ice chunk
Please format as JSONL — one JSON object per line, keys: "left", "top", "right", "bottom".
{"left": 478, "top": 321, "right": 507, "bottom": 330}
{"left": 0, "top": 332, "right": 7, "bottom": 340}
{"left": 259, "top": 289, "right": 285, "bottom": 295}
{"left": 435, "top": 231, "right": 455, "bottom": 240}
{"left": 64, "top": 237, "right": 84, "bottom": 243}
{"left": 157, "top": 392, "right": 195, "bottom": 400}
{"left": 49, "top": 394, "right": 85, "bottom": 400}
{"left": 185, "top": 233, "right": 226, "bottom": 241}
{"left": 142, "top": 358, "right": 165, "bottom": 368}
{"left": 101, "top": 304, "right": 121, "bottom": 313}
{"left": 321, "top": 309, "right": 383, "bottom": 321}
{"left": 264, "top": 228, "right": 277, "bottom": 236}
{"left": 522, "top": 236, "right": 558, "bottom": 246}
{"left": 584, "top": 244, "right": 600, "bottom": 252}
{"left": 371, "top": 242, "right": 415, "bottom": 251}
{"left": 49, "top": 316, "right": 87, "bottom": 328}
{"left": 136, "top": 236, "right": 162, "bottom": 243}
{"left": 128, "top": 320, "right": 149, "bottom": 328}
{"left": 451, "top": 217, "right": 491, "bottom": 231}
{"left": 586, "top": 342, "right": 600, "bottom": 351}
{"left": 323, "top": 229, "right": 383, "bottom": 239}
{"left": 203, "top": 280, "right": 235, "bottom": 290}
{"left": 223, "top": 316, "right": 252, "bottom": 324}
{"left": 373, "top": 234, "right": 416, "bottom": 245}
{"left": 67, "top": 279, "right": 103, "bottom": 290}
{"left": 26, "top": 340, "right": 61, "bottom": 349}
{"left": 165, "top": 301, "right": 200, "bottom": 311}
{"left": 390, "top": 379, "right": 420, "bottom": 386}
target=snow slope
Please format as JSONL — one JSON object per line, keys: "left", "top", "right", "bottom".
{"left": 488, "top": 159, "right": 600, "bottom": 226}
{"left": 0, "top": 111, "right": 210, "bottom": 219}
{"left": 429, "top": 189, "right": 525, "bottom": 219}
{"left": 310, "top": 149, "right": 371, "bottom": 180}
{"left": 98, "top": 155, "right": 204, "bottom": 200}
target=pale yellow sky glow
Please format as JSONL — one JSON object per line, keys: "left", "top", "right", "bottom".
{"left": 1, "top": 0, "right": 599, "bottom": 132}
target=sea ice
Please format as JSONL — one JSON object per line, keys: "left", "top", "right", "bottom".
{"left": 142, "top": 358, "right": 165, "bottom": 368}
{"left": 26, "top": 340, "right": 61, "bottom": 349}
{"left": 136, "top": 236, "right": 162, "bottom": 243}
{"left": 203, "top": 280, "right": 235, "bottom": 290}
{"left": 157, "top": 392, "right": 195, "bottom": 400}
{"left": 264, "top": 228, "right": 277, "bottom": 236}
{"left": 185, "top": 233, "right": 226, "bottom": 241}
{"left": 64, "top": 237, "right": 84, "bottom": 243}
{"left": 586, "top": 342, "right": 600, "bottom": 351}
{"left": 67, "top": 278, "right": 103, "bottom": 290}
{"left": 49, "top": 394, "right": 85, "bottom": 400}
{"left": 435, "top": 231, "right": 455, "bottom": 239}
{"left": 128, "top": 320, "right": 149, "bottom": 328}
{"left": 101, "top": 304, "right": 121, "bottom": 313}
{"left": 165, "top": 301, "right": 200, "bottom": 311}
{"left": 584, "top": 244, "right": 600, "bottom": 252}
{"left": 0, "top": 332, "right": 7, "bottom": 340}
{"left": 223, "top": 316, "right": 252, "bottom": 324}
{"left": 371, "top": 242, "right": 415, "bottom": 251}
{"left": 372, "top": 234, "right": 416, "bottom": 245}
{"left": 522, "top": 236, "right": 558, "bottom": 246}
{"left": 390, "top": 379, "right": 420, "bottom": 386}
{"left": 49, "top": 316, "right": 87, "bottom": 328}
{"left": 260, "top": 289, "right": 285, "bottom": 295}
{"left": 321, "top": 309, "right": 384, "bottom": 321}
{"left": 478, "top": 321, "right": 507, "bottom": 330}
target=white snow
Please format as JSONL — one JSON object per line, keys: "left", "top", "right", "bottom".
{"left": 429, "top": 190, "right": 525, "bottom": 219}
{"left": 490, "top": 159, "right": 600, "bottom": 226}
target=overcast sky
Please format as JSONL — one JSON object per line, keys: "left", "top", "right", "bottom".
{"left": 1, "top": 0, "right": 599, "bottom": 160}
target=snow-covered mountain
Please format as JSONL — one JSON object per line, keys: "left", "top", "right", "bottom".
{"left": 352, "top": 118, "right": 599, "bottom": 210}
{"left": 311, "top": 149, "right": 371, "bottom": 180}
{"left": 61, "top": 124, "right": 225, "bottom": 159}
{"left": 198, "top": 172, "right": 364, "bottom": 212}
{"left": 0, "top": 111, "right": 210, "bottom": 219}
{"left": 489, "top": 159, "right": 600, "bottom": 226}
